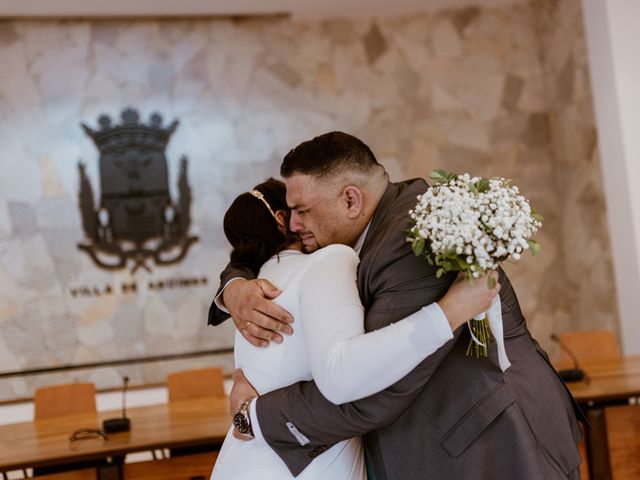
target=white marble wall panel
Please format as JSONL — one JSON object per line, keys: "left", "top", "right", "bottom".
{"left": 0, "top": 0, "right": 618, "bottom": 400}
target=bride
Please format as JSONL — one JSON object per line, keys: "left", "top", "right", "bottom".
{"left": 210, "top": 178, "right": 499, "bottom": 479}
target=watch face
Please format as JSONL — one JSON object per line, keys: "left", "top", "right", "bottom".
{"left": 233, "top": 412, "right": 250, "bottom": 434}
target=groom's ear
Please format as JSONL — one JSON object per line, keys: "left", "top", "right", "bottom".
{"left": 342, "top": 186, "right": 364, "bottom": 219}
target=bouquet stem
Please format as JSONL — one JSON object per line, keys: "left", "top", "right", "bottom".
{"left": 465, "top": 316, "right": 494, "bottom": 358}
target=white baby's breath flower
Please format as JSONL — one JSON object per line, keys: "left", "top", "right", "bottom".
{"left": 407, "top": 170, "right": 542, "bottom": 282}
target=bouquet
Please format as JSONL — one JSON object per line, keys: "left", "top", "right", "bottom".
{"left": 406, "top": 169, "right": 543, "bottom": 360}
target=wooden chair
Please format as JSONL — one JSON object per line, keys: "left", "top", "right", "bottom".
{"left": 166, "top": 368, "right": 226, "bottom": 458}
{"left": 605, "top": 404, "right": 640, "bottom": 479}
{"left": 556, "top": 330, "right": 621, "bottom": 480}
{"left": 124, "top": 451, "right": 217, "bottom": 480}
{"left": 33, "top": 383, "right": 108, "bottom": 478}
{"left": 34, "top": 383, "right": 97, "bottom": 420}
{"left": 167, "top": 367, "right": 226, "bottom": 402}
{"left": 578, "top": 424, "right": 590, "bottom": 480}
{"left": 557, "top": 330, "right": 621, "bottom": 364}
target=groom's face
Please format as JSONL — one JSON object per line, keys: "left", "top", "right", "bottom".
{"left": 285, "top": 174, "right": 355, "bottom": 253}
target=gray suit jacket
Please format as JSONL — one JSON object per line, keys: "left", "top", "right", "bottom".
{"left": 211, "top": 179, "right": 584, "bottom": 479}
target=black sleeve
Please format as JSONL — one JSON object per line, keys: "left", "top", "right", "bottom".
{"left": 207, "top": 262, "right": 256, "bottom": 326}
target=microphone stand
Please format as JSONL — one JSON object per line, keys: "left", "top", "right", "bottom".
{"left": 102, "top": 376, "right": 131, "bottom": 433}
{"left": 550, "top": 334, "right": 588, "bottom": 383}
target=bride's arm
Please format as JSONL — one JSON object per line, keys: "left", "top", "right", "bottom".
{"left": 299, "top": 245, "right": 453, "bottom": 405}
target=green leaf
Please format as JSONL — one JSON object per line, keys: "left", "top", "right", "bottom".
{"left": 444, "top": 248, "right": 458, "bottom": 259}
{"left": 475, "top": 178, "right": 490, "bottom": 193}
{"left": 411, "top": 238, "right": 425, "bottom": 256}
{"left": 458, "top": 257, "right": 470, "bottom": 270}
{"left": 528, "top": 239, "right": 541, "bottom": 255}
{"left": 429, "top": 169, "right": 453, "bottom": 184}
{"left": 531, "top": 212, "right": 545, "bottom": 223}
{"left": 436, "top": 268, "right": 444, "bottom": 278}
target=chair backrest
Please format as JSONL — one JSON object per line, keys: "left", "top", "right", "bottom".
{"left": 167, "top": 367, "right": 225, "bottom": 402}
{"left": 558, "top": 330, "right": 621, "bottom": 364}
{"left": 605, "top": 405, "right": 640, "bottom": 479}
{"left": 34, "top": 382, "right": 97, "bottom": 420}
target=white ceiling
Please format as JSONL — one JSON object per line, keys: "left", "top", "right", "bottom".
{"left": 0, "top": 0, "right": 531, "bottom": 19}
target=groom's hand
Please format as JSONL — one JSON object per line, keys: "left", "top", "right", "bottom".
{"left": 223, "top": 278, "right": 294, "bottom": 347}
{"left": 437, "top": 271, "right": 501, "bottom": 331}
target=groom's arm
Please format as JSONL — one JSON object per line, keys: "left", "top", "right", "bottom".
{"left": 250, "top": 230, "right": 462, "bottom": 476}
{"left": 254, "top": 322, "right": 462, "bottom": 476}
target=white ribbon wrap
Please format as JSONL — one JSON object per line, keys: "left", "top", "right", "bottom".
{"left": 468, "top": 295, "right": 511, "bottom": 372}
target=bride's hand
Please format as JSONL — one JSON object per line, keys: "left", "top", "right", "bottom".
{"left": 230, "top": 369, "right": 258, "bottom": 441}
{"left": 223, "top": 278, "right": 294, "bottom": 347}
{"left": 230, "top": 369, "right": 258, "bottom": 424}
{"left": 437, "top": 271, "right": 501, "bottom": 331}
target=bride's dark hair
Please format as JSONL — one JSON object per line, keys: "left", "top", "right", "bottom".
{"left": 223, "top": 178, "right": 295, "bottom": 276}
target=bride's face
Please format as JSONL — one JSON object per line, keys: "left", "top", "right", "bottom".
{"left": 284, "top": 174, "right": 358, "bottom": 253}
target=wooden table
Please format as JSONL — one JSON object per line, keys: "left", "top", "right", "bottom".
{"left": 561, "top": 355, "right": 640, "bottom": 403}
{"left": 0, "top": 396, "right": 230, "bottom": 474}
{"left": 556, "top": 355, "right": 640, "bottom": 480}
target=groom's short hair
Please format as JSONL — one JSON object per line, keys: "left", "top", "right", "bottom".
{"left": 280, "top": 131, "right": 382, "bottom": 179}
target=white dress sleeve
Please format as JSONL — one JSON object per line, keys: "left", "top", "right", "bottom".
{"left": 298, "top": 245, "right": 453, "bottom": 405}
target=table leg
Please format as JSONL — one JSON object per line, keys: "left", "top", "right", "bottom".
{"left": 585, "top": 408, "right": 612, "bottom": 480}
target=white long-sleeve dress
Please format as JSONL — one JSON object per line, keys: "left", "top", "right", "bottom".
{"left": 210, "top": 244, "right": 453, "bottom": 479}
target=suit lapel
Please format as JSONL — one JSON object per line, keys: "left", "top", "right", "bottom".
{"left": 357, "top": 179, "right": 429, "bottom": 310}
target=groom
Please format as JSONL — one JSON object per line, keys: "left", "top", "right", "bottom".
{"left": 209, "top": 132, "right": 584, "bottom": 479}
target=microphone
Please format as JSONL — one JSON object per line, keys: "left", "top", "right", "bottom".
{"left": 550, "top": 334, "right": 586, "bottom": 383}
{"left": 102, "top": 376, "right": 131, "bottom": 433}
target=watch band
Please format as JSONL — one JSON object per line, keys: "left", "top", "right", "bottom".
{"left": 233, "top": 398, "right": 254, "bottom": 438}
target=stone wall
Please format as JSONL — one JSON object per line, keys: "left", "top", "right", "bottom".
{"left": 535, "top": 0, "right": 619, "bottom": 340}
{"left": 0, "top": 0, "right": 618, "bottom": 400}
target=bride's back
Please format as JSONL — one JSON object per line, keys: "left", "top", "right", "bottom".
{"left": 233, "top": 249, "right": 313, "bottom": 395}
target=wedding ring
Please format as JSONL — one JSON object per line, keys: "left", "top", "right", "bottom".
{"left": 246, "top": 321, "right": 253, "bottom": 330}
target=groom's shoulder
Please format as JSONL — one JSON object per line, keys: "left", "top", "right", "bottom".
{"left": 383, "top": 178, "right": 429, "bottom": 220}
{"left": 362, "top": 179, "right": 429, "bottom": 255}
{"left": 395, "top": 177, "right": 429, "bottom": 196}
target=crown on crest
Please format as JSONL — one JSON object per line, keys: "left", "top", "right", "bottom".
{"left": 82, "top": 108, "right": 178, "bottom": 155}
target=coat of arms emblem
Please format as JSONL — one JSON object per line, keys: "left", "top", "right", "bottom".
{"left": 77, "top": 108, "right": 198, "bottom": 272}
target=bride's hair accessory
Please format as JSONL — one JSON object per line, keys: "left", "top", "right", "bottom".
{"left": 250, "top": 189, "right": 277, "bottom": 219}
